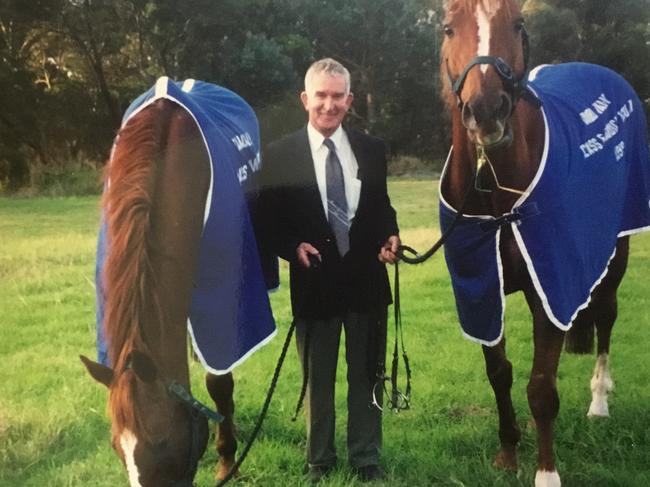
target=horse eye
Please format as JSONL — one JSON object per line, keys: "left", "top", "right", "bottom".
{"left": 443, "top": 25, "right": 454, "bottom": 37}
{"left": 514, "top": 19, "right": 525, "bottom": 33}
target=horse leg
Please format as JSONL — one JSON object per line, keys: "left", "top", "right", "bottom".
{"left": 482, "top": 338, "right": 520, "bottom": 471}
{"left": 584, "top": 292, "right": 616, "bottom": 418}
{"left": 525, "top": 291, "right": 565, "bottom": 487}
{"left": 587, "top": 237, "right": 628, "bottom": 418}
{"left": 206, "top": 372, "right": 237, "bottom": 480}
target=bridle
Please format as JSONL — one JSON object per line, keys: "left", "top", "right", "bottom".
{"left": 167, "top": 381, "right": 225, "bottom": 487}
{"left": 445, "top": 26, "right": 533, "bottom": 113}
{"left": 398, "top": 26, "right": 538, "bottom": 264}
{"left": 445, "top": 25, "right": 540, "bottom": 194}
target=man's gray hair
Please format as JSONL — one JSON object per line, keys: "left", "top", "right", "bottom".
{"left": 304, "top": 58, "right": 351, "bottom": 94}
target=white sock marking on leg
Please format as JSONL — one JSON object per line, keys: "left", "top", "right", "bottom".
{"left": 588, "top": 353, "right": 614, "bottom": 417}
{"left": 535, "top": 469, "right": 561, "bottom": 487}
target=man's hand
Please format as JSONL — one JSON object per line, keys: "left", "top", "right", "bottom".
{"left": 297, "top": 242, "right": 321, "bottom": 268}
{"left": 378, "top": 235, "right": 400, "bottom": 264}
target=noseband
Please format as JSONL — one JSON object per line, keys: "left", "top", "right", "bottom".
{"left": 168, "top": 381, "right": 224, "bottom": 486}
{"left": 446, "top": 27, "right": 532, "bottom": 110}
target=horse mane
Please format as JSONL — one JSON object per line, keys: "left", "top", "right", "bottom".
{"left": 101, "top": 102, "right": 166, "bottom": 435}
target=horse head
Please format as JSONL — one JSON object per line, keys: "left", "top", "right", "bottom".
{"left": 81, "top": 352, "right": 209, "bottom": 487}
{"left": 441, "top": 0, "right": 529, "bottom": 148}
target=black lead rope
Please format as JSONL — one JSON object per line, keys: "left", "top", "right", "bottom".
{"left": 397, "top": 169, "right": 475, "bottom": 265}
{"left": 380, "top": 169, "right": 477, "bottom": 411}
{"left": 389, "top": 261, "right": 411, "bottom": 411}
{"left": 214, "top": 319, "right": 297, "bottom": 487}
{"left": 291, "top": 324, "right": 310, "bottom": 422}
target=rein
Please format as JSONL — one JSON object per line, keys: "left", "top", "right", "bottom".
{"left": 397, "top": 172, "right": 474, "bottom": 265}
{"left": 212, "top": 319, "right": 297, "bottom": 487}
{"left": 372, "top": 261, "right": 412, "bottom": 412}
{"left": 164, "top": 322, "right": 297, "bottom": 487}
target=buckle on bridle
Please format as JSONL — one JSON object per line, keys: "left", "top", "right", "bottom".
{"left": 168, "top": 380, "right": 225, "bottom": 423}
{"left": 371, "top": 374, "right": 411, "bottom": 413}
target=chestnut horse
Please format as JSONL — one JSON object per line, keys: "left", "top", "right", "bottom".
{"left": 80, "top": 99, "right": 238, "bottom": 486}
{"left": 440, "top": 1, "right": 650, "bottom": 486}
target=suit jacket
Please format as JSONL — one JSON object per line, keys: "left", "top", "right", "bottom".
{"left": 262, "top": 126, "right": 399, "bottom": 320}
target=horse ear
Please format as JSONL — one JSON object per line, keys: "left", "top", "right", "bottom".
{"left": 128, "top": 350, "right": 158, "bottom": 383}
{"left": 80, "top": 355, "right": 114, "bottom": 387}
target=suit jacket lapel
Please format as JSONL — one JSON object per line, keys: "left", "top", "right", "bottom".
{"left": 346, "top": 128, "right": 370, "bottom": 220}
{"left": 296, "top": 128, "right": 329, "bottom": 227}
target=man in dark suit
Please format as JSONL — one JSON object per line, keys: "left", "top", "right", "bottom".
{"left": 262, "top": 58, "right": 400, "bottom": 482}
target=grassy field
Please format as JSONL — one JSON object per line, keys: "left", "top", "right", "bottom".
{"left": 1, "top": 180, "right": 649, "bottom": 486}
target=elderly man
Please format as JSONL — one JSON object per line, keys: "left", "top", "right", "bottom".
{"left": 262, "top": 58, "right": 400, "bottom": 482}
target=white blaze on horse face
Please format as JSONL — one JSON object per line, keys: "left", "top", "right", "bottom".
{"left": 588, "top": 353, "right": 614, "bottom": 417}
{"left": 120, "top": 429, "right": 143, "bottom": 487}
{"left": 475, "top": 1, "right": 500, "bottom": 73}
{"left": 535, "top": 469, "right": 561, "bottom": 487}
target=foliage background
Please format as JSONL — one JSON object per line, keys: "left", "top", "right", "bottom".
{"left": 2, "top": 0, "right": 650, "bottom": 191}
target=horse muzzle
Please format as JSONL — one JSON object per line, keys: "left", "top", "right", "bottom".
{"left": 461, "top": 91, "right": 513, "bottom": 148}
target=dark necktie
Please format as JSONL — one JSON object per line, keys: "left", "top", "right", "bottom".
{"left": 324, "top": 138, "right": 350, "bottom": 256}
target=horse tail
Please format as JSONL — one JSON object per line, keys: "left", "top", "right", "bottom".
{"left": 564, "top": 319, "right": 594, "bottom": 354}
{"left": 102, "top": 101, "right": 167, "bottom": 369}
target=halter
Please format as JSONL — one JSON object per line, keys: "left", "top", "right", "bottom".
{"left": 446, "top": 27, "right": 533, "bottom": 110}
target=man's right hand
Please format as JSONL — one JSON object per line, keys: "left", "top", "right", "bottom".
{"left": 297, "top": 242, "right": 321, "bottom": 268}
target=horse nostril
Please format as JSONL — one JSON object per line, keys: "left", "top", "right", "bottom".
{"left": 461, "top": 101, "right": 476, "bottom": 128}
{"left": 498, "top": 93, "right": 512, "bottom": 119}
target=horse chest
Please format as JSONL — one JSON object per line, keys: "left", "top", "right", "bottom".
{"left": 498, "top": 228, "right": 529, "bottom": 295}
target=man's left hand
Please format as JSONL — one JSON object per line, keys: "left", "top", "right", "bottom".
{"left": 378, "top": 235, "right": 400, "bottom": 264}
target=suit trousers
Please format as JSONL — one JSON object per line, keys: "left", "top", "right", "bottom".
{"left": 295, "top": 311, "right": 383, "bottom": 469}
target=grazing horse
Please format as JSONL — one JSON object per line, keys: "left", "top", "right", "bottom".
{"left": 81, "top": 78, "right": 276, "bottom": 486}
{"left": 439, "top": 1, "right": 650, "bottom": 486}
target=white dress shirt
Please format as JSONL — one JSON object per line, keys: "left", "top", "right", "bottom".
{"left": 306, "top": 123, "right": 361, "bottom": 221}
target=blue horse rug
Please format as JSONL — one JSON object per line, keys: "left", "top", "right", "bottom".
{"left": 441, "top": 63, "right": 650, "bottom": 345}
{"left": 96, "top": 77, "right": 277, "bottom": 374}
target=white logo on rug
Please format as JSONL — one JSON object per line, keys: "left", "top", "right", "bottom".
{"left": 579, "top": 98, "right": 634, "bottom": 160}
{"left": 580, "top": 93, "right": 612, "bottom": 125}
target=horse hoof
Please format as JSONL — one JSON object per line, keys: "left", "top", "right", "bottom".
{"left": 492, "top": 449, "right": 517, "bottom": 471}
{"left": 587, "top": 396, "right": 610, "bottom": 418}
{"left": 535, "top": 469, "right": 561, "bottom": 487}
{"left": 587, "top": 407, "right": 610, "bottom": 418}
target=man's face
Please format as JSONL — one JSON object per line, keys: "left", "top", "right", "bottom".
{"left": 301, "top": 73, "right": 353, "bottom": 137}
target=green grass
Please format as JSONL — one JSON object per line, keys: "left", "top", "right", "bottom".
{"left": 1, "top": 181, "right": 649, "bottom": 486}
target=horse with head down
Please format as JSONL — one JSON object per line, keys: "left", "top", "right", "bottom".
{"left": 81, "top": 78, "right": 276, "bottom": 486}
{"left": 439, "top": 0, "right": 650, "bottom": 485}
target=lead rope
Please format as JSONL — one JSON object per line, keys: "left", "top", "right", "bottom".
{"left": 381, "top": 164, "right": 478, "bottom": 411}
{"left": 389, "top": 261, "right": 411, "bottom": 410}
{"left": 214, "top": 319, "right": 297, "bottom": 487}
{"left": 397, "top": 165, "right": 475, "bottom": 265}
{"left": 291, "top": 324, "right": 310, "bottom": 422}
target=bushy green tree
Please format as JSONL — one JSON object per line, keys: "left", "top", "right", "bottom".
{"left": 524, "top": 0, "right": 650, "bottom": 102}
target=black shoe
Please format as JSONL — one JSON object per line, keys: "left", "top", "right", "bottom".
{"left": 354, "top": 465, "right": 385, "bottom": 482}
{"left": 306, "top": 465, "right": 334, "bottom": 483}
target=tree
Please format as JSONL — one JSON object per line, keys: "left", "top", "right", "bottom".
{"left": 298, "top": 0, "right": 445, "bottom": 158}
{"left": 523, "top": 0, "right": 650, "bottom": 103}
